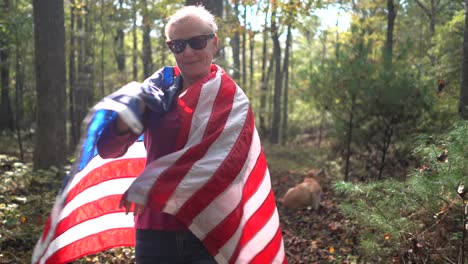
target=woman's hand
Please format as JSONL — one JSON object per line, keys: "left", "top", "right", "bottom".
{"left": 119, "top": 193, "right": 145, "bottom": 215}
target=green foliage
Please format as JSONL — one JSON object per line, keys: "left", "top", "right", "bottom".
{"left": 0, "top": 155, "right": 62, "bottom": 262}
{"left": 335, "top": 120, "right": 467, "bottom": 262}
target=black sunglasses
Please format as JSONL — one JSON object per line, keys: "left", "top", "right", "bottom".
{"left": 166, "top": 33, "right": 215, "bottom": 54}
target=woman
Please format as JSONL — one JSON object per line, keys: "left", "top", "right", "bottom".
{"left": 98, "top": 6, "right": 219, "bottom": 263}
{"left": 98, "top": 5, "right": 287, "bottom": 264}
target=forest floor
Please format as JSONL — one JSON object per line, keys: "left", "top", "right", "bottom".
{"left": 0, "top": 132, "right": 364, "bottom": 264}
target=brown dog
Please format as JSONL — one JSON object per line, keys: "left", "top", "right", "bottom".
{"left": 279, "top": 177, "right": 322, "bottom": 210}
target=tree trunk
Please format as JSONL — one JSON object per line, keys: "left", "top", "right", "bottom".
{"left": 142, "top": 0, "right": 153, "bottom": 78}
{"left": 384, "top": 0, "right": 396, "bottom": 69}
{"left": 230, "top": 0, "right": 241, "bottom": 83}
{"left": 0, "top": 0, "right": 13, "bottom": 130}
{"left": 270, "top": 7, "right": 282, "bottom": 144}
{"left": 32, "top": 0, "right": 67, "bottom": 170}
{"left": 14, "top": 0, "right": 25, "bottom": 161}
{"left": 242, "top": 4, "right": 247, "bottom": 91}
{"left": 259, "top": 0, "right": 270, "bottom": 136}
{"left": 344, "top": 94, "right": 356, "bottom": 182}
{"left": 132, "top": 0, "right": 138, "bottom": 80}
{"left": 460, "top": 0, "right": 468, "bottom": 119}
{"left": 99, "top": 0, "right": 106, "bottom": 98}
{"left": 281, "top": 25, "right": 292, "bottom": 145}
{"left": 249, "top": 30, "right": 254, "bottom": 99}
{"left": 68, "top": 0, "right": 77, "bottom": 150}
{"left": 74, "top": 0, "right": 95, "bottom": 140}
{"left": 114, "top": 0, "right": 126, "bottom": 78}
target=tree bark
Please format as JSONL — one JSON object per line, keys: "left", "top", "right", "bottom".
{"left": 460, "top": 0, "right": 468, "bottom": 119}
{"left": 384, "top": 0, "right": 396, "bottom": 69}
{"left": 74, "top": 0, "right": 95, "bottom": 140}
{"left": 114, "top": 0, "right": 126, "bottom": 78}
{"left": 68, "top": 0, "right": 77, "bottom": 150}
{"left": 270, "top": 6, "right": 282, "bottom": 144}
{"left": 230, "top": 0, "right": 241, "bottom": 83}
{"left": 242, "top": 4, "right": 247, "bottom": 91}
{"left": 259, "top": 3, "right": 269, "bottom": 136}
{"left": 0, "top": 0, "right": 13, "bottom": 130}
{"left": 142, "top": 0, "right": 153, "bottom": 78}
{"left": 32, "top": 0, "right": 67, "bottom": 169}
{"left": 132, "top": 0, "right": 138, "bottom": 80}
{"left": 14, "top": 0, "right": 25, "bottom": 161}
{"left": 281, "top": 25, "right": 292, "bottom": 144}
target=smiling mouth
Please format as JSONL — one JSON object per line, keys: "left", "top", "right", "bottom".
{"left": 184, "top": 61, "right": 198, "bottom": 64}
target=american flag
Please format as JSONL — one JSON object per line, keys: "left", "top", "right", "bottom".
{"left": 32, "top": 65, "right": 287, "bottom": 264}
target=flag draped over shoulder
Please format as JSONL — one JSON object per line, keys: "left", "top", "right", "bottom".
{"left": 32, "top": 65, "right": 287, "bottom": 264}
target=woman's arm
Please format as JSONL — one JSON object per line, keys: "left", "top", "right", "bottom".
{"left": 96, "top": 116, "right": 141, "bottom": 159}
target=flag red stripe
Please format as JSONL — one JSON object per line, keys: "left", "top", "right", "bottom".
{"left": 175, "top": 67, "right": 217, "bottom": 150}
{"left": 201, "top": 73, "right": 236, "bottom": 138}
{"left": 242, "top": 151, "right": 267, "bottom": 201}
{"left": 54, "top": 195, "right": 126, "bottom": 238}
{"left": 250, "top": 226, "right": 284, "bottom": 264}
{"left": 66, "top": 158, "right": 145, "bottom": 204}
{"left": 147, "top": 76, "right": 235, "bottom": 212}
{"left": 202, "top": 150, "right": 267, "bottom": 255}
{"left": 228, "top": 190, "right": 276, "bottom": 264}
{"left": 176, "top": 108, "right": 253, "bottom": 224}
{"left": 45, "top": 228, "right": 134, "bottom": 264}
{"left": 41, "top": 217, "right": 51, "bottom": 242}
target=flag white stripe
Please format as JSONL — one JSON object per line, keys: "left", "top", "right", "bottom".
{"left": 237, "top": 208, "right": 280, "bottom": 263}
{"left": 39, "top": 212, "right": 134, "bottom": 264}
{"left": 272, "top": 238, "right": 286, "bottom": 264}
{"left": 184, "top": 75, "right": 221, "bottom": 148}
{"left": 66, "top": 141, "right": 145, "bottom": 192}
{"left": 165, "top": 87, "right": 250, "bottom": 214}
{"left": 60, "top": 178, "right": 135, "bottom": 221}
{"left": 189, "top": 130, "right": 260, "bottom": 239}
{"left": 214, "top": 169, "right": 272, "bottom": 262}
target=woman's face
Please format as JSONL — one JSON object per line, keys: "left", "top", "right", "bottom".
{"left": 167, "top": 17, "right": 218, "bottom": 88}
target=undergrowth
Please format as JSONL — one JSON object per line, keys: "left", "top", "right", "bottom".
{"left": 335, "top": 120, "right": 467, "bottom": 263}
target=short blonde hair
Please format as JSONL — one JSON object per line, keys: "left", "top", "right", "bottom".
{"left": 165, "top": 5, "right": 218, "bottom": 39}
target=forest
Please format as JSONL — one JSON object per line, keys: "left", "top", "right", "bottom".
{"left": 0, "top": 0, "right": 467, "bottom": 263}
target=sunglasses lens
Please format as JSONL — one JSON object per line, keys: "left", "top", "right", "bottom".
{"left": 188, "top": 36, "right": 208, "bottom": 50}
{"left": 167, "top": 40, "right": 186, "bottom": 54}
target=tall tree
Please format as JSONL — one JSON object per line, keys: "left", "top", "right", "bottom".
{"left": 131, "top": 0, "right": 138, "bottom": 80}
{"left": 270, "top": 2, "right": 282, "bottom": 144}
{"left": 68, "top": 0, "right": 77, "bottom": 149}
{"left": 377, "top": 0, "right": 397, "bottom": 180}
{"left": 142, "top": 0, "right": 153, "bottom": 78}
{"left": 32, "top": 0, "right": 67, "bottom": 169}
{"left": 460, "top": 0, "right": 468, "bottom": 119}
{"left": 229, "top": 0, "right": 241, "bottom": 82}
{"left": 384, "top": 0, "right": 396, "bottom": 69}
{"left": 281, "top": 25, "right": 292, "bottom": 144}
{"left": 114, "top": 0, "right": 126, "bottom": 78}
{"left": 259, "top": 0, "right": 270, "bottom": 136}
{"left": 14, "top": 0, "right": 25, "bottom": 161}
{"left": 74, "top": 0, "right": 95, "bottom": 141}
{"left": 0, "top": 0, "right": 13, "bottom": 130}
{"left": 242, "top": 3, "right": 247, "bottom": 90}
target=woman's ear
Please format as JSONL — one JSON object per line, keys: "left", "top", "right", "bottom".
{"left": 212, "top": 34, "right": 219, "bottom": 55}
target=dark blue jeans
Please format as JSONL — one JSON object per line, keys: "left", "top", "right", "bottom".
{"left": 135, "top": 229, "right": 218, "bottom": 264}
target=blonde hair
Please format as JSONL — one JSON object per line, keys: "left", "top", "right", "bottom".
{"left": 165, "top": 5, "right": 218, "bottom": 39}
